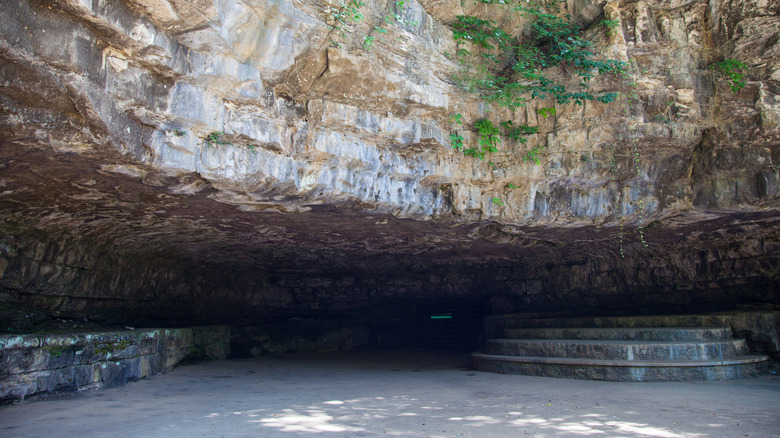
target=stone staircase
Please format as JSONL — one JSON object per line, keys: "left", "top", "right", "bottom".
{"left": 471, "top": 314, "right": 770, "bottom": 381}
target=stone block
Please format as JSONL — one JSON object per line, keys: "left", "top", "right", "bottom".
{"left": 0, "top": 327, "right": 227, "bottom": 403}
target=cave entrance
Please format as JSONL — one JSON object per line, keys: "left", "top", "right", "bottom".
{"left": 415, "top": 299, "right": 485, "bottom": 350}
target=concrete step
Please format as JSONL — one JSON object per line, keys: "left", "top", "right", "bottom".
{"left": 502, "top": 327, "right": 733, "bottom": 342}
{"left": 475, "top": 312, "right": 774, "bottom": 381}
{"left": 486, "top": 313, "right": 764, "bottom": 333}
{"left": 471, "top": 353, "right": 769, "bottom": 382}
{"left": 485, "top": 338, "right": 750, "bottom": 361}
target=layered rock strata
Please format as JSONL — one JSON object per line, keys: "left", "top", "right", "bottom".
{"left": 0, "top": 0, "right": 778, "bottom": 347}
{"left": 0, "top": 326, "right": 230, "bottom": 403}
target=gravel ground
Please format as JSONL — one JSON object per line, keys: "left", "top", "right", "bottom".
{"left": 1, "top": 348, "right": 779, "bottom": 437}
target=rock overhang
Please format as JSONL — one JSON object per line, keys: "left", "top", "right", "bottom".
{"left": 0, "top": 0, "right": 779, "bottom": 330}
{"left": 1, "top": 138, "right": 778, "bottom": 328}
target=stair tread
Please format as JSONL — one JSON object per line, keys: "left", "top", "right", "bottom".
{"left": 491, "top": 338, "right": 743, "bottom": 345}
{"left": 471, "top": 352, "right": 769, "bottom": 367}
{"left": 506, "top": 327, "right": 729, "bottom": 331}
{"left": 488, "top": 313, "right": 741, "bottom": 321}
{"left": 486, "top": 314, "right": 767, "bottom": 330}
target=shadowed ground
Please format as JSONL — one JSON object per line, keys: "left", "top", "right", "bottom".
{"left": 1, "top": 349, "right": 779, "bottom": 437}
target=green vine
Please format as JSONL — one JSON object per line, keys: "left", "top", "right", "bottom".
{"left": 450, "top": 132, "right": 465, "bottom": 151}
{"left": 616, "top": 59, "right": 650, "bottom": 256}
{"left": 328, "top": 0, "right": 417, "bottom": 50}
{"left": 363, "top": 26, "right": 387, "bottom": 49}
{"left": 443, "top": 2, "right": 626, "bottom": 222}
{"left": 205, "top": 131, "right": 231, "bottom": 148}
{"left": 448, "top": 0, "right": 623, "bottom": 166}
{"left": 501, "top": 120, "right": 538, "bottom": 142}
{"left": 326, "top": 0, "right": 366, "bottom": 48}
{"left": 449, "top": 113, "right": 466, "bottom": 152}
{"left": 600, "top": 19, "right": 620, "bottom": 36}
{"left": 609, "top": 149, "right": 616, "bottom": 180}
{"left": 709, "top": 59, "right": 748, "bottom": 93}
{"left": 204, "top": 131, "right": 257, "bottom": 153}
{"left": 523, "top": 146, "right": 543, "bottom": 165}
{"left": 452, "top": 2, "right": 624, "bottom": 111}
{"left": 632, "top": 141, "right": 648, "bottom": 249}
{"left": 537, "top": 107, "right": 557, "bottom": 119}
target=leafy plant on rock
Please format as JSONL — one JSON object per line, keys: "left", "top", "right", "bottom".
{"left": 461, "top": 118, "right": 501, "bottom": 160}
{"left": 448, "top": 113, "right": 466, "bottom": 152}
{"left": 709, "top": 59, "right": 748, "bottom": 93}
{"left": 600, "top": 19, "right": 620, "bottom": 36}
{"left": 450, "top": 132, "right": 465, "bottom": 151}
{"left": 537, "top": 107, "right": 556, "bottom": 118}
{"left": 475, "top": 119, "right": 501, "bottom": 148}
{"left": 328, "top": 0, "right": 416, "bottom": 50}
{"left": 452, "top": 2, "right": 623, "bottom": 111}
{"left": 447, "top": 0, "right": 623, "bottom": 164}
{"left": 500, "top": 120, "right": 538, "bottom": 143}
{"left": 205, "top": 131, "right": 231, "bottom": 148}
{"left": 523, "top": 146, "right": 543, "bottom": 165}
{"left": 326, "top": 0, "right": 366, "bottom": 48}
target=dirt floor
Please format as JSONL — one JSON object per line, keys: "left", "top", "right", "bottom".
{"left": 1, "top": 349, "right": 779, "bottom": 437}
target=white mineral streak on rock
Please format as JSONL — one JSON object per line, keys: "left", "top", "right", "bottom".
{"left": 1, "top": 0, "right": 777, "bottom": 223}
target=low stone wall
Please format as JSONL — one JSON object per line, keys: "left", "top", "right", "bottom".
{"left": 0, "top": 326, "right": 229, "bottom": 403}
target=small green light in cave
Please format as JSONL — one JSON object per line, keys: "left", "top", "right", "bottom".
{"left": 430, "top": 314, "right": 453, "bottom": 320}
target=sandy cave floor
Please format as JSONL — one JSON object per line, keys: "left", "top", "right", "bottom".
{"left": 1, "top": 349, "right": 779, "bottom": 437}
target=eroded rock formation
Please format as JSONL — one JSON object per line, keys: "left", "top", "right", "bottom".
{"left": 0, "top": 0, "right": 778, "bottom": 349}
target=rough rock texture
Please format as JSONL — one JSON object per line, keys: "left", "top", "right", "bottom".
{"left": 0, "top": 326, "right": 230, "bottom": 403}
{"left": 0, "top": 0, "right": 779, "bottom": 348}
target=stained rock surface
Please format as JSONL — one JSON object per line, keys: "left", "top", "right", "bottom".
{"left": 0, "top": 0, "right": 779, "bottom": 348}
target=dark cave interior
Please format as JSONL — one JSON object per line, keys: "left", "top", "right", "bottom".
{"left": 1, "top": 141, "right": 779, "bottom": 355}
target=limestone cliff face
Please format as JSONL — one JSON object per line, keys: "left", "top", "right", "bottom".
{"left": 0, "top": 0, "right": 779, "bottom": 329}
{"left": 2, "top": 0, "right": 777, "bottom": 223}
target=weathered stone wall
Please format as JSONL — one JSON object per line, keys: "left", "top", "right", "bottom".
{"left": 1, "top": 211, "right": 778, "bottom": 332}
{"left": 0, "top": 229, "right": 194, "bottom": 325}
{"left": 2, "top": 0, "right": 778, "bottom": 222}
{"left": 0, "top": 326, "right": 230, "bottom": 404}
